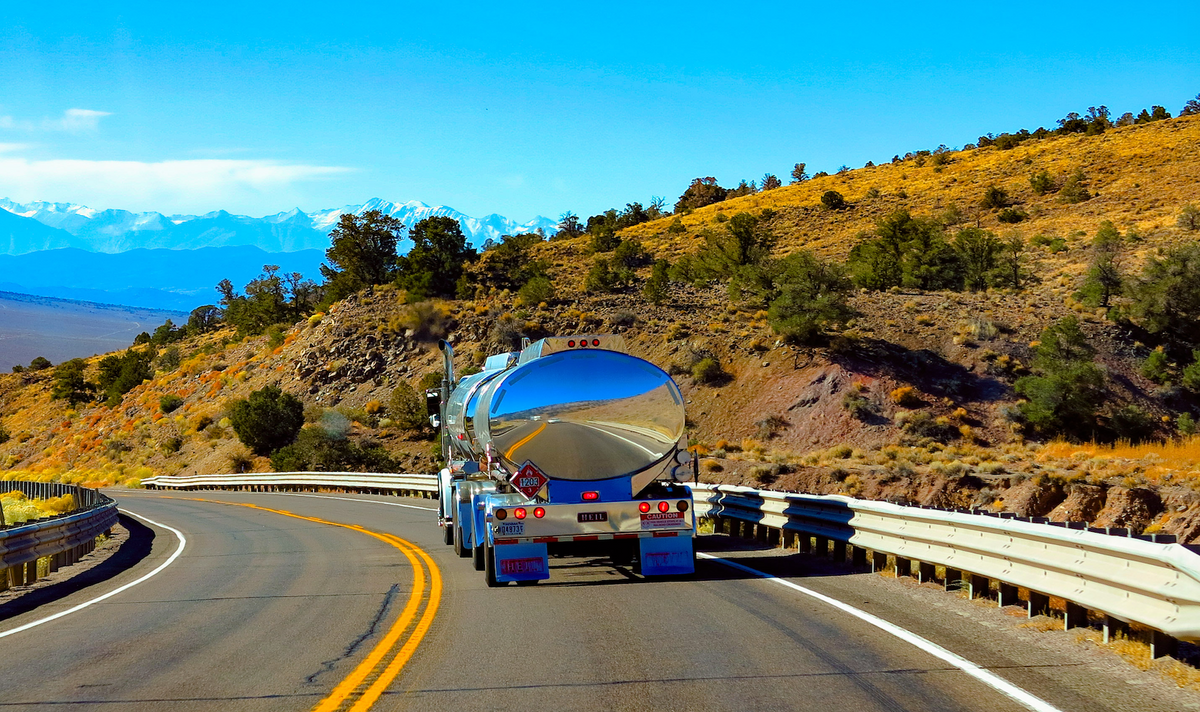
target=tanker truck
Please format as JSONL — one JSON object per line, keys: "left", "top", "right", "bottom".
{"left": 430, "top": 334, "right": 696, "bottom": 586}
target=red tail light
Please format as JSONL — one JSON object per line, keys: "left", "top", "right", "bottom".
{"left": 515, "top": 508, "right": 527, "bottom": 519}
{"left": 578, "top": 338, "right": 587, "bottom": 347}
{"left": 638, "top": 502, "right": 651, "bottom": 513}
{"left": 677, "top": 500, "right": 689, "bottom": 512}
{"left": 591, "top": 338, "right": 600, "bottom": 346}
{"left": 533, "top": 507, "right": 545, "bottom": 519}
{"left": 495, "top": 509, "right": 508, "bottom": 520}
{"left": 582, "top": 491, "right": 599, "bottom": 501}
{"left": 567, "top": 340, "right": 576, "bottom": 347}
{"left": 657, "top": 501, "right": 670, "bottom": 513}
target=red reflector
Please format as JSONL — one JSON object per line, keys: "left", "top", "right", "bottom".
{"left": 677, "top": 500, "right": 689, "bottom": 512}
{"left": 567, "top": 340, "right": 576, "bottom": 347}
{"left": 456, "top": 433, "right": 465, "bottom": 440}
{"left": 582, "top": 491, "right": 599, "bottom": 501}
{"left": 496, "top": 509, "right": 507, "bottom": 520}
{"left": 533, "top": 507, "right": 545, "bottom": 519}
{"left": 591, "top": 338, "right": 600, "bottom": 346}
{"left": 657, "top": 501, "right": 670, "bottom": 513}
{"left": 515, "top": 508, "right": 527, "bottom": 519}
{"left": 638, "top": 502, "right": 651, "bottom": 513}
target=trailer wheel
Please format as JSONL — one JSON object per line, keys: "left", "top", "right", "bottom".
{"left": 454, "top": 525, "right": 470, "bottom": 558}
{"left": 442, "top": 523, "right": 454, "bottom": 546}
{"left": 472, "top": 533, "right": 485, "bottom": 571}
{"left": 484, "top": 543, "right": 503, "bottom": 587}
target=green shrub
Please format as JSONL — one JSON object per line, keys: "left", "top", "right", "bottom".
{"left": 821, "top": 190, "right": 846, "bottom": 210}
{"left": 159, "top": 436, "right": 183, "bottom": 454}
{"left": 1110, "top": 405, "right": 1156, "bottom": 444}
{"left": 768, "top": 251, "right": 855, "bottom": 344}
{"left": 1178, "top": 413, "right": 1197, "bottom": 437}
{"left": 267, "top": 325, "right": 286, "bottom": 349}
{"left": 1015, "top": 318, "right": 1106, "bottom": 440}
{"left": 1128, "top": 243, "right": 1200, "bottom": 343}
{"left": 270, "top": 427, "right": 398, "bottom": 473}
{"left": 389, "top": 381, "right": 427, "bottom": 433}
{"left": 159, "top": 394, "right": 185, "bottom": 413}
{"left": 666, "top": 217, "right": 686, "bottom": 234}
{"left": 0, "top": 424, "right": 9, "bottom": 444}
{"left": 1029, "top": 170, "right": 1055, "bottom": 195}
{"left": 642, "top": 259, "right": 670, "bottom": 305}
{"left": 517, "top": 275, "right": 555, "bottom": 305}
{"left": 156, "top": 346, "right": 182, "bottom": 371}
{"left": 1140, "top": 349, "right": 1171, "bottom": 384}
{"left": 50, "top": 359, "right": 95, "bottom": 407}
{"left": 228, "top": 385, "right": 305, "bottom": 456}
{"left": 1179, "top": 205, "right": 1200, "bottom": 231}
{"left": 996, "top": 207, "right": 1027, "bottom": 224}
{"left": 1058, "top": 169, "right": 1091, "bottom": 204}
{"left": 1182, "top": 351, "right": 1200, "bottom": 392}
{"left": 1076, "top": 221, "right": 1124, "bottom": 309}
{"left": 691, "top": 357, "right": 724, "bottom": 384}
{"left": 980, "top": 185, "right": 1010, "bottom": 209}
{"left": 841, "top": 392, "right": 873, "bottom": 420}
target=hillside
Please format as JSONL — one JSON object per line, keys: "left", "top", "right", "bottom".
{"left": 2, "top": 113, "right": 1200, "bottom": 540}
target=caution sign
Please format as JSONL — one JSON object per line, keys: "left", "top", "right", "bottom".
{"left": 640, "top": 512, "right": 686, "bottom": 528}
{"left": 511, "top": 460, "right": 549, "bottom": 499}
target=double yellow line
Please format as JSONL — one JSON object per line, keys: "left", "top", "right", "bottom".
{"left": 176, "top": 497, "right": 441, "bottom": 711}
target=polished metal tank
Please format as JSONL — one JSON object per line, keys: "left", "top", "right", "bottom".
{"left": 441, "top": 336, "right": 685, "bottom": 482}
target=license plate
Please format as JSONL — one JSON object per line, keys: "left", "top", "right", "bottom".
{"left": 577, "top": 511, "right": 608, "bottom": 522}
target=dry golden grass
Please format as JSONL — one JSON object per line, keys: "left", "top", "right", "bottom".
{"left": 1038, "top": 437, "right": 1200, "bottom": 486}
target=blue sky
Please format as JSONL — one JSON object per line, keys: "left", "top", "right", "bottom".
{"left": 1, "top": 2, "right": 1197, "bottom": 222}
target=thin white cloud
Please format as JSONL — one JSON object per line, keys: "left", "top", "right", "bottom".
{"left": 0, "top": 143, "right": 34, "bottom": 153}
{"left": 0, "top": 156, "right": 352, "bottom": 215}
{"left": 0, "top": 108, "right": 111, "bottom": 133}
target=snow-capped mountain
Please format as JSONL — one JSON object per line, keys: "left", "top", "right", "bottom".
{"left": 0, "top": 198, "right": 559, "bottom": 255}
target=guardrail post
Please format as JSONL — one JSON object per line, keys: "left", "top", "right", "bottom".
{"left": 24, "top": 560, "right": 37, "bottom": 584}
{"left": 799, "top": 534, "right": 812, "bottom": 554}
{"left": 1149, "top": 630, "right": 1178, "bottom": 659}
{"left": 814, "top": 536, "right": 828, "bottom": 557}
{"left": 1103, "top": 615, "right": 1127, "bottom": 644}
{"left": 1064, "top": 601, "right": 1086, "bottom": 630}
{"left": 782, "top": 530, "right": 796, "bottom": 549}
{"left": 851, "top": 545, "right": 866, "bottom": 568}
{"left": 916, "top": 561, "right": 935, "bottom": 583}
{"left": 755, "top": 524, "right": 768, "bottom": 544}
{"left": 1028, "top": 591, "right": 1050, "bottom": 617}
{"left": 832, "top": 540, "right": 846, "bottom": 563}
{"left": 871, "top": 551, "right": 887, "bottom": 573}
{"left": 968, "top": 574, "right": 990, "bottom": 599}
{"left": 998, "top": 582, "right": 1019, "bottom": 607}
{"left": 766, "top": 527, "right": 780, "bottom": 547}
{"left": 944, "top": 568, "right": 962, "bottom": 591}
{"left": 894, "top": 556, "right": 911, "bottom": 578}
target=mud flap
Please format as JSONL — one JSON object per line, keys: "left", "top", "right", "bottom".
{"left": 493, "top": 542, "right": 550, "bottom": 583}
{"left": 638, "top": 535, "right": 695, "bottom": 576}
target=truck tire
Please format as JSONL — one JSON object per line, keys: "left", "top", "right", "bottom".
{"left": 443, "top": 523, "right": 454, "bottom": 546}
{"left": 472, "top": 532, "right": 485, "bottom": 571}
{"left": 454, "top": 525, "right": 470, "bottom": 558}
{"left": 484, "top": 542, "right": 503, "bottom": 587}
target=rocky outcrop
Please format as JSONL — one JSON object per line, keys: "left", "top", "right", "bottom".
{"left": 1005, "top": 480, "right": 1066, "bottom": 517}
{"left": 1047, "top": 484, "right": 1106, "bottom": 523}
{"left": 1092, "top": 487, "right": 1163, "bottom": 533}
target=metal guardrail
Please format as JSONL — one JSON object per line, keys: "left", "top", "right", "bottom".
{"left": 141, "top": 472, "right": 438, "bottom": 496}
{"left": 691, "top": 482, "right": 1200, "bottom": 655}
{"left": 0, "top": 482, "right": 118, "bottom": 589}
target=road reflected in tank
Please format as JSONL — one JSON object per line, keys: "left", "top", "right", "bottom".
{"left": 487, "top": 350, "right": 684, "bottom": 481}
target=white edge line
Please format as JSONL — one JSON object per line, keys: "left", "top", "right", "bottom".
{"left": 263, "top": 492, "right": 438, "bottom": 512}
{"left": 698, "top": 553, "right": 1063, "bottom": 712}
{"left": 0, "top": 509, "right": 188, "bottom": 639}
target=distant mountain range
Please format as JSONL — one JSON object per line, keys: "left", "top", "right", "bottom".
{"left": 0, "top": 247, "right": 327, "bottom": 312}
{"left": 0, "top": 197, "right": 558, "bottom": 255}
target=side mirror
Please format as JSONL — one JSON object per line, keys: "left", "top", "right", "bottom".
{"left": 425, "top": 389, "right": 441, "bottom": 417}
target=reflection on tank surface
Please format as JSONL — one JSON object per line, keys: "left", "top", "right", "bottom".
{"left": 483, "top": 350, "right": 684, "bottom": 481}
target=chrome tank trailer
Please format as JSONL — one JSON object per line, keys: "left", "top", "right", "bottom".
{"left": 438, "top": 335, "right": 688, "bottom": 492}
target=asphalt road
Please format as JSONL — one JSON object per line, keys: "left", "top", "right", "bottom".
{"left": 0, "top": 490, "right": 1195, "bottom": 711}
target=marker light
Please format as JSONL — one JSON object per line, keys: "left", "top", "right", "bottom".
{"left": 533, "top": 507, "right": 545, "bottom": 519}
{"left": 657, "top": 501, "right": 670, "bottom": 513}
{"left": 582, "top": 491, "right": 599, "bottom": 501}
{"left": 567, "top": 340, "right": 576, "bottom": 347}
{"left": 578, "top": 338, "right": 587, "bottom": 347}
{"left": 495, "top": 509, "right": 508, "bottom": 520}
{"left": 638, "top": 502, "right": 651, "bottom": 513}
{"left": 677, "top": 501, "right": 689, "bottom": 512}
{"left": 591, "top": 338, "right": 600, "bottom": 346}
{"left": 515, "top": 508, "right": 527, "bottom": 519}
